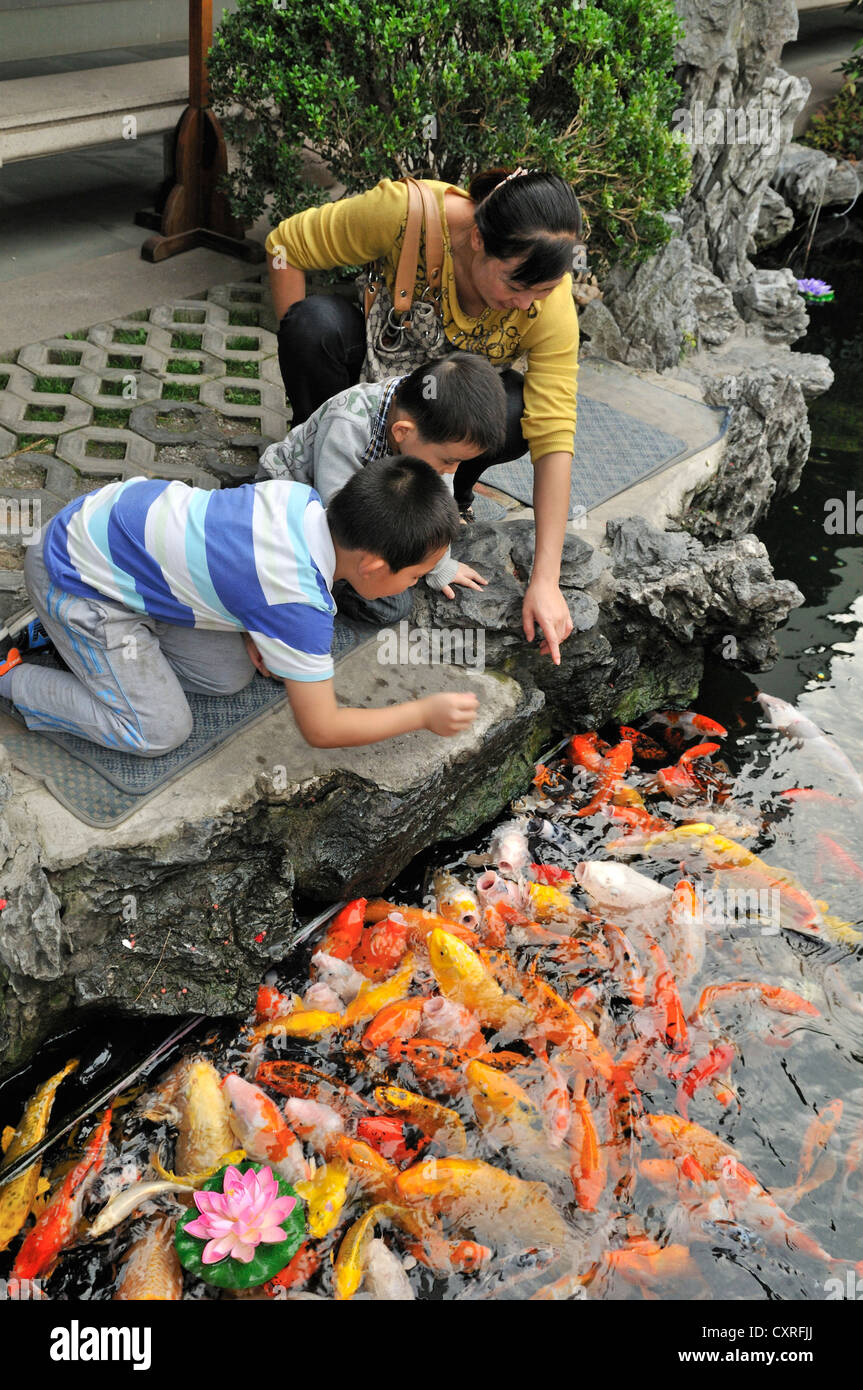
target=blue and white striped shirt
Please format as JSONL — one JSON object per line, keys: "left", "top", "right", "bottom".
{"left": 43, "top": 478, "right": 337, "bottom": 682}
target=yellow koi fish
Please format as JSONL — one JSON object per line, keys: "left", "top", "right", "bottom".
{"left": 0, "top": 1059, "right": 78, "bottom": 1252}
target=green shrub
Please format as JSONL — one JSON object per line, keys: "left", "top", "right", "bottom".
{"left": 801, "top": 83, "right": 863, "bottom": 162}
{"left": 208, "top": 0, "right": 691, "bottom": 271}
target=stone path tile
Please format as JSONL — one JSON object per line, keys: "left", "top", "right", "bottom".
{"left": 0, "top": 269, "right": 291, "bottom": 623}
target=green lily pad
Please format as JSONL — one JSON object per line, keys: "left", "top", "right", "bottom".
{"left": 174, "top": 1160, "right": 306, "bottom": 1289}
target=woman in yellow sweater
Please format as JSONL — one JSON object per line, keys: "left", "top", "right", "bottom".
{"left": 266, "top": 168, "right": 581, "bottom": 664}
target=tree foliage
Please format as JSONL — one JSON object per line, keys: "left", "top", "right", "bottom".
{"left": 208, "top": 0, "right": 691, "bottom": 270}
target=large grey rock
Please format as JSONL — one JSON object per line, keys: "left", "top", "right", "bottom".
{"left": 690, "top": 265, "right": 741, "bottom": 346}
{"left": 773, "top": 141, "right": 836, "bottom": 216}
{"left": 730, "top": 267, "right": 809, "bottom": 345}
{"left": 601, "top": 235, "right": 700, "bottom": 371}
{"left": 606, "top": 515, "right": 804, "bottom": 662}
{"left": 753, "top": 186, "right": 795, "bottom": 250}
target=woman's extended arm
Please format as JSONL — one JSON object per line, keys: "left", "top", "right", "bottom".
{"left": 523, "top": 450, "right": 575, "bottom": 665}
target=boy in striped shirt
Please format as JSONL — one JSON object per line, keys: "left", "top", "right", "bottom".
{"left": 0, "top": 457, "right": 478, "bottom": 754}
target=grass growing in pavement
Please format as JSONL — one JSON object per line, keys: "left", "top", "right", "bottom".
{"left": 171, "top": 332, "right": 204, "bottom": 350}
{"left": 17, "top": 435, "right": 55, "bottom": 452}
{"left": 226, "top": 336, "right": 259, "bottom": 351}
{"left": 93, "top": 407, "right": 132, "bottom": 428}
{"left": 173, "top": 310, "right": 206, "bottom": 323}
{"left": 226, "top": 359, "right": 260, "bottom": 379}
{"left": 161, "top": 382, "right": 201, "bottom": 401}
{"left": 224, "top": 387, "right": 261, "bottom": 405}
{"left": 24, "top": 405, "right": 64, "bottom": 422}
{"left": 113, "top": 328, "right": 148, "bottom": 345}
{"left": 34, "top": 376, "right": 74, "bottom": 394}
{"left": 107, "top": 353, "right": 142, "bottom": 370}
{"left": 228, "top": 310, "right": 259, "bottom": 327}
{"left": 63, "top": 330, "right": 89, "bottom": 340}
{"left": 48, "top": 349, "right": 82, "bottom": 366}
{"left": 85, "top": 440, "right": 127, "bottom": 459}
{"left": 165, "top": 358, "right": 204, "bottom": 375}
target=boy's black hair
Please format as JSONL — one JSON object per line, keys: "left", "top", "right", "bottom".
{"left": 468, "top": 168, "right": 583, "bottom": 288}
{"left": 327, "top": 454, "right": 460, "bottom": 572}
{"left": 391, "top": 352, "right": 507, "bottom": 456}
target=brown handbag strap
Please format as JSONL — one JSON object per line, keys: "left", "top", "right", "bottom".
{"left": 413, "top": 179, "right": 444, "bottom": 294}
{"left": 392, "top": 178, "right": 424, "bottom": 316}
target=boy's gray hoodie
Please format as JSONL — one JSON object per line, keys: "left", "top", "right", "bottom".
{"left": 257, "top": 378, "right": 460, "bottom": 590}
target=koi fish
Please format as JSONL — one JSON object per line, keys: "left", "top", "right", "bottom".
{"left": 387, "top": 1038, "right": 468, "bottom": 1096}
{"left": 309, "top": 951, "right": 366, "bottom": 1005}
{"left": 428, "top": 928, "right": 533, "bottom": 1034}
{"left": 356, "top": 1115, "right": 430, "bottom": 1167}
{"left": 364, "top": 902, "right": 479, "bottom": 950}
{"left": 254, "top": 1060, "right": 377, "bottom": 1119}
{"left": 12, "top": 1107, "right": 112, "bottom": 1280}
{"left": 264, "top": 1241, "right": 321, "bottom": 1296}
{"left": 757, "top": 692, "right": 863, "bottom": 797}
{"left": 639, "top": 928, "right": 688, "bottom": 1057}
{"left": 251, "top": 1009, "right": 343, "bottom": 1044}
{"left": 374, "top": 1085, "right": 468, "bottom": 1153}
{"left": 323, "top": 1136, "right": 400, "bottom": 1202}
{"left": 644, "top": 710, "right": 728, "bottom": 740}
{"left": 88, "top": 1179, "right": 196, "bottom": 1239}
{"left": 222, "top": 1074, "right": 309, "bottom": 1184}
{"left": 599, "top": 920, "right": 646, "bottom": 1009}
{"left": 363, "top": 1237, "right": 415, "bottom": 1300}
{"left": 568, "top": 1076, "right": 606, "bottom": 1210}
{"left": 113, "top": 1215, "right": 183, "bottom": 1301}
{"left": 432, "top": 870, "right": 481, "bottom": 928}
{"left": 0, "top": 1058, "right": 78, "bottom": 1252}
{"left": 525, "top": 880, "right": 579, "bottom": 923}
{"left": 149, "top": 1058, "right": 236, "bottom": 1177}
{"left": 677, "top": 1045, "right": 735, "bottom": 1121}
{"left": 255, "top": 983, "right": 296, "bottom": 1022}
{"left": 568, "top": 732, "right": 609, "bottom": 772}
{"left": 395, "top": 1157, "right": 574, "bottom": 1252}
{"left": 341, "top": 952, "right": 416, "bottom": 1028}
{"left": 351, "top": 917, "right": 408, "bottom": 981}
{"left": 577, "top": 740, "right": 633, "bottom": 818}
{"left": 691, "top": 981, "right": 820, "bottom": 1026}
{"left": 796, "top": 1100, "right": 843, "bottom": 1191}
{"left": 333, "top": 1204, "right": 399, "bottom": 1300}
{"left": 321, "top": 898, "right": 367, "bottom": 960}
{"left": 618, "top": 726, "right": 668, "bottom": 762}
{"left": 420, "top": 995, "right": 485, "bottom": 1052}
{"left": 294, "top": 1158, "right": 349, "bottom": 1238}
{"left": 283, "top": 1098, "right": 344, "bottom": 1147}
{"left": 572, "top": 861, "right": 673, "bottom": 913}
{"left": 361, "top": 996, "right": 426, "bottom": 1050}
{"left": 666, "top": 878, "right": 705, "bottom": 984}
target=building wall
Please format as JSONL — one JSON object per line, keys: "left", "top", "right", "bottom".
{"left": 0, "top": 0, "right": 239, "bottom": 64}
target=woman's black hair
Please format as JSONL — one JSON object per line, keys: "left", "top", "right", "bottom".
{"left": 327, "top": 454, "right": 460, "bottom": 571}
{"left": 392, "top": 352, "right": 507, "bottom": 456}
{"left": 468, "top": 168, "right": 583, "bottom": 288}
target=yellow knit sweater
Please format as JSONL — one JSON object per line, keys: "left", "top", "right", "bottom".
{"left": 266, "top": 178, "right": 578, "bottom": 464}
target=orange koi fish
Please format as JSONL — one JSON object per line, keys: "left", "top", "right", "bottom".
{"left": 113, "top": 1215, "right": 183, "bottom": 1301}
{"left": 351, "top": 918, "right": 408, "bottom": 981}
{"left": 361, "top": 996, "right": 426, "bottom": 1051}
{"left": 322, "top": 898, "right": 367, "bottom": 960}
{"left": 567, "top": 731, "right": 609, "bottom": 772}
{"left": 567, "top": 1076, "right": 606, "bottom": 1210}
{"left": 255, "top": 1060, "right": 377, "bottom": 1118}
{"left": 365, "top": 903, "right": 479, "bottom": 950}
{"left": 691, "top": 981, "right": 820, "bottom": 1025}
{"left": 12, "top": 1107, "right": 112, "bottom": 1281}
{"left": 796, "top": 1099, "right": 843, "bottom": 1190}
{"left": 677, "top": 1044, "right": 735, "bottom": 1121}
{"left": 618, "top": 726, "right": 668, "bottom": 762}
{"left": 577, "top": 741, "right": 633, "bottom": 818}
{"left": 222, "top": 1073, "right": 309, "bottom": 1184}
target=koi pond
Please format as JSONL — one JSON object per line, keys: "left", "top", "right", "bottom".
{"left": 0, "top": 241, "right": 862, "bottom": 1302}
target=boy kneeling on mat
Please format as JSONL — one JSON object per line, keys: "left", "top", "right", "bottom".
{"left": 257, "top": 351, "right": 507, "bottom": 619}
{"left": 0, "top": 458, "right": 478, "bottom": 755}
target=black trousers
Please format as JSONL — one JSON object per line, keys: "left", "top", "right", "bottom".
{"left": 277, "top": 293, "right": 529, "bottom": 506}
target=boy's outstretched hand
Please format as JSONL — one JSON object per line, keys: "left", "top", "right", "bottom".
{"left": 440, "top": 563, "right": 488, "bottom": 601}
{"left": 421, "top": 691, "right": 479, "bottom": 736}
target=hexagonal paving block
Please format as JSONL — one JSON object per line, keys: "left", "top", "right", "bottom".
{"left": 199, "top": 377, "right": 287, "bottom": 444}
{"left": 56, "top": 428, "right": 155, "bottom": 474}
{"left": 0, "top": 362, "right": 39, "bottom": 398}
{"left": 0, "top": 425, "right": 19, "bottom": 458}
{"left": 17, "top": 337, "right": 105, "bottom": 374}
{"left": 129, "top": 400, "right": 224, "bottom": 447}
{"left": 202, "top": 325, "right": 280, "bottom": 363}
{"left": 205, "top": 280, "right": 278, "bottom": 335}
{"left": 0, "top": 388, "right": 92, "bottom": 439}
{"left": 71, "top": 369, "right": 164, "bottom": 410}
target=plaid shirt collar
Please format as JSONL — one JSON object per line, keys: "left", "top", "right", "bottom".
{"left": 361, "top": 375, "right": 406, "bottom": 465}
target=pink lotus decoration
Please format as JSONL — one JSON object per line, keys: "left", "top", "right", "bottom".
{"left": 184, "top": 1163, "right": 297, "bottom": 1264}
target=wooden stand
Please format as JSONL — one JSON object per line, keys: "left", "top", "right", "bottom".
{"left": 136, "top": 0, "right": 264, "bottom": 263}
